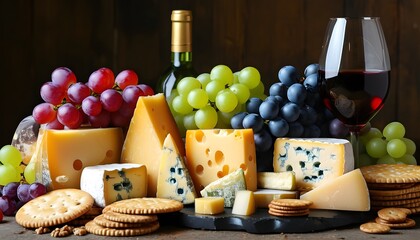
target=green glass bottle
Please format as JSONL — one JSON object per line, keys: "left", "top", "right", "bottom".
{"left": 156, "top": 10, "right": 197, "bottom": 99}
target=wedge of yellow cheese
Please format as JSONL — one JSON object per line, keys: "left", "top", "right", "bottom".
{"left": 300, "top": 168, "right": 370, "bottom": 211}
{"left": 185, "top": 129, "right": 257, "bottom": 193}
{"left": 195, "top": 197, "right": 225, "bottom": 215}
{"left": 121, "top": 94, "right": 185, "bottom": 197}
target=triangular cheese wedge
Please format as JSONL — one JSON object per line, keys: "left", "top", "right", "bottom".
{"left": 300, "top": 169, "right": 370, "bottom": 211}
{"left": 157, "top": 134, "right": 196, "bottom": 204}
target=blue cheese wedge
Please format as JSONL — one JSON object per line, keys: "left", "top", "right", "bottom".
{"left": 200, "top": 168, "right": 246, "bottom": 207}
{"left": 273, "top": 138, "right": 354, "bottom": 191}
{"left": 80, "top": 163, "right": 147, "bottom": 207}
{"left": 157, "top": 134, "right": 197, "bottom": 204}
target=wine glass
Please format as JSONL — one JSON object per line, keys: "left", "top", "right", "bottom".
{"left": 318, "top": 17, "right": 391, "bottom": 168}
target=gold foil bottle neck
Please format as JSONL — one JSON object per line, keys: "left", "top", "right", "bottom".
{"left": 171, "top": 10, "right": 192, "bottom": 53}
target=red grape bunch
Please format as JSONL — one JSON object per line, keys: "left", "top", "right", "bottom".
{"left": 32, "top": 67, "right": 154, "bottom": 129}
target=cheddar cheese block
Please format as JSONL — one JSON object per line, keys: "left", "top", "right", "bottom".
{"left": 232, "top": 190, "right": 255, "bottom": 216}
{"left": 273, "top": 138, "right": 354, "bottom": 190}
{"left": 195, "top": 197, "right": 225, "bottom": 215}
{"left": 185, "top": 129, "right": 257, "bottom": 192}
{"left": 300, "top": 168, "right": 370, "bottom": 211}
{"left": 41, "top": 128, "right": 123, "bottom": 189}
{"left": 80, "top": 163, "right": 147, "bottom": 207}
{"left": 121, "top": 94, "right": 185, "bottom": 197}
{"left": 253, "top": 189, "right": 299, "bottom": 208}
{"left": 157, "top": 133, "right": 197, "bottom": 204}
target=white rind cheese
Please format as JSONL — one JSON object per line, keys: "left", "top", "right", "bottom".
{"left": 273, "top": 138, "right": 354, "bottom": 190}
{"left": 80, "top": 163, "right": 147, "bottom": 207}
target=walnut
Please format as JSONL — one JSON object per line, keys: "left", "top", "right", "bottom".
{"left": 50, "top": 225, "right": 74, "bottom": 237}
{"left": 73, "top": 226, "right": 88, "bottom": 236}
{"left": 35, "top": 227, "right": 51, "bottom": 234}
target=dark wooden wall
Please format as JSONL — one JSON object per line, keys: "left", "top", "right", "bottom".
{"left": 1, "top": 0, "right": 420, "bottom": 159}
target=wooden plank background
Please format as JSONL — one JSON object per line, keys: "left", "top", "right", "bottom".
{"left": 1, "top": 0, "right": 419, "bottom": 160}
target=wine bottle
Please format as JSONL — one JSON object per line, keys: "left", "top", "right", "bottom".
{"left": 156, "top": 10, "right": 197, "bottom": 99}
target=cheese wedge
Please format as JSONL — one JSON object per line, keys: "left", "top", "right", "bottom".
{"left": 80, "top": 163, "right": 147, "bottom": 207}
{"left": 273, "top": 138, "right": 354, "bottom": 190}
{"left": 121, "top": 94, "right": 185, "bottom": 197}
{"left": 232, "top": 190, "right": 255, "bottom": 216}
{"left": 195, "top": 197, "right": 225, "bottom": 215}
{"left": 300, "top": 168, "right": 370, "bottom": 211}
{"left": 157, "top": 134, "right": 197, "bottom": 204}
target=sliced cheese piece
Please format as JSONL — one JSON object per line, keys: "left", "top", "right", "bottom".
{"left": 300, "top": 168, "right": 370, "bottom": 211}
{"left": 232, "top": 190, "right": 255, "bottom": 216}
{"left": 200, "top": 168, "right": 246, "bottom": 207}
{"left": 195, "top": 197, "right": 225, "bottom": 215}
{"left": 157, "top": 134, "right": 197, "bottom": 204}
{"left": 80, "top": 163, "right": 147, "bottom": 207}
{"left": 185, "top": 129, "right": 257, "bottom": 193}
{"left": 253, "top": 189, "right": 299, "bottom": 208}
{"left": 121, "top": 94, "right": 185, "bottom": 197}
{"left": 273, "top": 138, "right": 354, "bottom": 190}
{"left": 42, "top": 128, "right": 123, "bottom": 189}
{"left": 257, "top": 172, "right": 296, "bottom": 190}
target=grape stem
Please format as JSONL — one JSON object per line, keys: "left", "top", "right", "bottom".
{"left": 349, "top": 131, "right": 360, "bottom": 168}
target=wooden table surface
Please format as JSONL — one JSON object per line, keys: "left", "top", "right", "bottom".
{"left": 2, "top": 214, "right": 420, "bottom": 240}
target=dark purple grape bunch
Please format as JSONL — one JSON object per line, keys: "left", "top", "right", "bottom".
{"left": 0, "top": 182, "right": 47, "bottom": 216}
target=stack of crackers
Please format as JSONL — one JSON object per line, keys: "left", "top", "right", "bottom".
{"left": 360, "top": 164, "right": 420, "bottom": 214}
{"left": 360, "top": 207, "right": 416, "bottom": 234}
{"left": 85, "top": 198, "right": 183, "bottom": 237}
{"left": 268, "top": 199, "right": 312, "bottom": 217}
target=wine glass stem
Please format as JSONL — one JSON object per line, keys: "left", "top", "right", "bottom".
{"left": 350, "top": 131, "right": 360, "bottom": 168}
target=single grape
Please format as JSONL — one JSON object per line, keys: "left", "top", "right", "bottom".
{"left": 242, "top": 113, "right": 264, "bottom": 133}
{"left": 57, "top": 103, "right": 82, "bottom": 129}
{"left": 254, "top": 128, "right": 273, "bottom": 152}
{"left": 377, "top": 155, "right": 396, "bottom": 164}
{"left": 259, "top": 99, "right": 279, "bottom": 120}
{"left": 329, "top": 118, "right": 349, "bottom": 138}
{"left": 269, "top": 82, "right": 288, "bottom": 98}
{"left": 383, "top": 121, "right": 405, "bottom": 140}
{"left": 67, "top": 82, "right": 91, "bottom": 104}
{"left": 246, "top": 97, "right": 263, "bottom": 114}
{"left": 278, "top": 65, "right": 299, "bottom": 87}
{"left": 0, "top": 196, "right": 17, "bottom": 216}
{"left": 88, "top": 110, "right": 111, "bottom": 128}
{"left": 17, "top": 183, "right": 31, "bottom": 203}
{"left": 205, "top": 80, "right": 225, "bottom": 102}
{"left": 280, "top": 102, "right": 300, "bottom": 122}
{"left": 249, "top": 81, "right": 265, "bottom": 98}
{"left": 23, "top": 161, "right": 36, "bottom": 184}
{"left": 115, "top": 70, "right": 138, "bottom": 90}
{"left": 0, "top": 164, "right": 21, "bottom": 186}
{"left": 402, "top": 138, "right": 416, "bottom": 155}
{"left": 229, "top": 83, "right": 250, "bottom": 104}
{"left": 288, "top": 122, "right": 304, "bottom": 137}
{"left": 117, "top": 101, "right": 135, "bottom": 118}
{"left": 32, "top": 103, "right": 57, "bottom": 124}
{"left": 387, "top": 139, "right": 407, "bottom": 158}
{"left": 298, "top": 105, "right": 317, "bottom": 126}
{"left": 100, "top": 89, "right": 123, "bottom": 112}
{"left": 88, "top": 67, "right": 115, "bottom": 94}
{"left": 137, "top": 84, "right": 154, "bottom": 96}
{"left": 231, "top": 112, "right": 248, "bottom": 129}
{"left": 40, "top": 82, "right": 65, "bottom": 105}
{"left": 238, "top": 66, "right": 260, "bottom": 89}
{"left": 122, "top": 85, "right": 144, "bottom": 107}
{"left": 172, "top": 95, "right": 193, "bottom": 115}
{"left": 360, "top": 127, "right": 383, "bottom": 145}
{"left": 366, "top": 137, "right": 387, "bottom": 158}
{"left": 268, "top": 118, "right": 289, "bottom": 137}
{"left": 196, "top": 73, "right": 211, "bottom": 89}
{"left": 177, "top": 77, "right": 201, "bottom": 96}
{"left": 51, "top": 67, "right": 77, "bottom": 90}
{"left": 215, "top": 89, "right": 238, "bottom": 113}
{"left": 29, "top": 182, "right": 47, "bottom": 199}
{"left": 82, "top": 96, "right": 102, "bottom": 116}
{"left": 45, "top": 118, "right": 65, "bottom": 130}
{"left": 183, "top": 111, "right": 198, "bottom": 130}
{"left": 2, "top": 182, "right": 19, "bottom": 201}
{"left": 303, "top": 73, "right": 319, "bottom": 92}
{"left": 187, "top": 89, "right": 209, "bottom": 109}
{"left": 110, "top": 112, "right": 131, "bottom": 128}
{"left": 210, "top": 65, "right": 234, "bottom": 86}
{"left": 396, "top": 154, "right": 417, "bottom": 165}
{"left": 287, "top": 83, "right": 307, "bottom": 105}
{"left": 304, "top": 63, "right": 319, "bottom": 77}
{"left": 0, "top": 145, "right": 22, "bottom": 167}
{"left": 194, "top": 105, "right": 218, "bottom": 129}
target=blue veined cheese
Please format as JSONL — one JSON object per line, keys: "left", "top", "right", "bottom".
{"left": 80, "top": 163, "right": 147, "bottom": 207}
{"left": 273, "top": 138, "right": 354, "bottom": 191}
{"left": 157, "top": 134, "right": 197, "bottom": 204}
{"left": 200, "top": 168, "right": 246, "bottom": 207}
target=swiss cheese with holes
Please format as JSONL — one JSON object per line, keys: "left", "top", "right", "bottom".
{"left": 185, "top": 129, "right": 257, "bottom": 193}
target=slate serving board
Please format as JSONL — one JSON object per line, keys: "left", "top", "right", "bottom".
{"left": 160, "top": 206, "right": 375, "bottom": 234}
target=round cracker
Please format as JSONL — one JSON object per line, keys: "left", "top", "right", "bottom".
{"left": 107, "top": 198, "right": 183, "bottom": 215}
{"left": 360, "top": 164, "right": 420, "bottom": 184}
{"left": 268, "top": 209, "right": 309, "bottom": 217}
{"left": 85, "top": 220, "right": 159, "bottom": 237}
{"left": 359, "top": 222, "right": 391, "bottom": 234}
{"left": 270, "top": 199, "right": 312, "bottom": 208}
{"left": 377, "top": 208, "right": 407, "bottom": 223}
{"left": 103, "top": 210, "right": 158, "bottom": 223}
{"left": 375, "top": 217, "right": 416, "bottom": 229}
{"left": 93, "top": 214, "right": 152, "bottom": 229}
{"left": 15, "top": 189, "right": 94, "bottom": 228}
